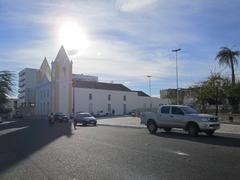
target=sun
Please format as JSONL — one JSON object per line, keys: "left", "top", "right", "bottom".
{"left": 59, "top": 21, "right": 90, "bottom": 56}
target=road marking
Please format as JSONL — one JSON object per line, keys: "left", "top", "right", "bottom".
{"left": 0, "top": 121, "right": 17, "bottom": 125}
{"left": 0, "top": 126, "right": 29, "bottom": 136}
{"left": 173, "top": 151, "right": 190, "bottom": 156}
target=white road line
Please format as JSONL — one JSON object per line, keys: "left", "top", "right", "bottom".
{"left": 174, "top": 151, "right": 190, "bottom": 156}
{"left": 0, "top": 121, "right": 17, "bottom": 125}
{"left": 0, "top": 126, "right": 29, "bottom": 136}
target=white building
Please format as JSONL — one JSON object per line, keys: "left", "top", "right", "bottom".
{"left": 18, "top": 68, "right": 38, "bottom": 108}
{"left": 19, "top": 46, "right": 166, "bottom": 116}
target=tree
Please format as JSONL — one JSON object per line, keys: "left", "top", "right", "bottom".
{"left": 191, "top": 73, "right": 229, "bottom": 113}
{"left": 225, "top": 82, "right": 240, "bottom": 113}
{"left": 0, "top": 71, "right": 14, "bottom": 111}
{"left": 216, "top": 47, "right": 240, "bottom": 85}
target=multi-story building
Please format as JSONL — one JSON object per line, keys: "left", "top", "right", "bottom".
{"left": 19, "top": 46, "right": 166, "bottom": 116}
{"left": 18, "top": 68, "right": 38, "bottom": 108}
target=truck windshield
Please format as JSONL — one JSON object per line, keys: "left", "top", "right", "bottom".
{"left": 180, "top": 107, "right": 198, "bottom": 114}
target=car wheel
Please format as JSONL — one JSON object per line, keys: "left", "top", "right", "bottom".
{"left": 205, "top": 130, "right": 215, "bottom": 136}
{"left": 188, "top": 123, "right": 199, "bottom": 136}
{"left": 147, "top": 120, "right": 158, "bottom": 134}
{"left": 163, "top": 127, "right": 172, "bottom": 132}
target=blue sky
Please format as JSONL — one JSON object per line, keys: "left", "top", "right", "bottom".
{"left": 1, "top": 0, "right": 240, "bottom": 97}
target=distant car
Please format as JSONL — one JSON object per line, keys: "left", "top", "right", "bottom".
{"left": 74, "top": 113, "right": 97, "bottom": 126}
{"left": 54, "top": 112, "right": 69, "bottom": 123}
{"left": 129, "top": 110, "right": 136, "bottom": 117}
{"left": 13, "top": 112, "right": 23, "bottom": 119}
{"left": 95, "top": 110, "right": 109, "bottom": 117}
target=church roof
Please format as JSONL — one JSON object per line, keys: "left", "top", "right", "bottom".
{"left": 39, "top": 57, "right": 51, "bottom": 81}
{"left": 54, "top": 45, "right": 70, "bottom": 62}
{"left": 73, "top": 80, "right": 132, "bottom": 92}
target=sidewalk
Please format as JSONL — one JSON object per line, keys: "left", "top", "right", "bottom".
{"left": 98, "top": 116, "right": 240, "bottom": 135}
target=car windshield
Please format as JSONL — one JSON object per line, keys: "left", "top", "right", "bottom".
{"left": 56, "top": 113, "right": 64, "bottom": 116}
{"left": 80, "top": 113, "right": 91, "bottom": 117}
{"left": 180, "top": 107, "right": 199, "bottom": 114}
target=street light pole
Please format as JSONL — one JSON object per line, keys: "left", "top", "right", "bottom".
{"left": 147, "top": 75, "right": 152, "bottom": 110}
{"left": 172, "top": 48, "right": 181, "bottom": 105}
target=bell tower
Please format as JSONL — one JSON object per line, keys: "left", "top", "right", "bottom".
{"left": 51, "top": 46, "right": 73, "bottom": 115}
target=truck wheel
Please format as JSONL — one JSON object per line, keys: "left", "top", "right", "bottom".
{"left": 188, "top": 123, "right": 199, "bottom": 136}
{"left": 205, "top": 130, "right": 215, "bottom": 136}
{"left": 147, "top": 120, "right": 158, "bottom": 134}
{"left": 163, "top": 128, "right": 172, "bottom": 132}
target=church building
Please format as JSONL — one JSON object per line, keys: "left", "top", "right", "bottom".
{"left": 18, "top": 46, "right": 166, "bottom": 116}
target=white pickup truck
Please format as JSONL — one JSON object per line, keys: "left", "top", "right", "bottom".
{"left": 140, "top": 105, "right": 220, "bottom": 136}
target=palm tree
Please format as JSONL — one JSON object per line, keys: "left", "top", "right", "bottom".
{"left": 0, "top": 71, "right": 14, "bottom": 110}
{"left": 216, "top": 47, "right": 240, "bottom": 85}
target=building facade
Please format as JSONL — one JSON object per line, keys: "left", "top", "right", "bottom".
{"left": 19, "top": 46, "right": 166, "bottom": 116}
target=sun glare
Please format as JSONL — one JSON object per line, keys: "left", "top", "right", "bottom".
{"left": 59, "top": 21, "right": 90, "bottom": 56}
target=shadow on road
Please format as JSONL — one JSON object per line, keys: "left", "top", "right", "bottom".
{"left": 0, "top": 118, "right": 72, "bottom": 173}
{"left": 155, "top": 131, "right": 240, "bottom": 148}
{"left": 97, "top": 123, "right": 145, "bottom": 129}
{"left": 96, "top": 123, "right": 240, "bottom": 148}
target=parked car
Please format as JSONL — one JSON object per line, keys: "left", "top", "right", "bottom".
{"left": 13, "top": 111, "right": 24, "bottom": 119}
{"left": 129, "top": 110, "right": 136, "bottom": 117}
{"left": 95, "top": 110, "right": 109, "bottom": 117}
{"left": 74, "top": 113, "right": 97, "bottom": 126}
{"left": 141, "top": 105, "right": 220, "bottom": 136}
{"left": 54, "top": 112, "right": 69, "bottom": 123}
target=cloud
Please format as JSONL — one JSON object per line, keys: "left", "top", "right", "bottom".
{"left": 116, "top": 0, "right": 158, "bottom": 12}
{"left": 1, "top": 0, "right": 240, "bottom": 94}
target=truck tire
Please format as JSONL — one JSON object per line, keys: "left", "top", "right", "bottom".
{"left": 147, "top": 120, "right": 158, "bottom": 134}
{"left": 205, "top": 130, "right": 215, "bottom": 136}
{"left": 163, "top": 128, "right": 172, "bottom": 132}
{"left": 188, "top": 123, "right": 199, "bottom": 136}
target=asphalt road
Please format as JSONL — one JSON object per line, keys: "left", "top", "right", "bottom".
{"left": 0, "top": 117, "right": 240, "bottom": 180}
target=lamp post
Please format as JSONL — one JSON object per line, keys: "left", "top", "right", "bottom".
{"left": 172, "top": 48, "right": 181, "bottom": 104}
{"left": 147, "top": 75, "right": 152, "bottom": 110}
{"left": 215, "top": 80, "right": 222, "bottom": 116}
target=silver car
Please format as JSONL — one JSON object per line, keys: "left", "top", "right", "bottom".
{"left": 141, "top": 105, "right": 220, "bottom": 136}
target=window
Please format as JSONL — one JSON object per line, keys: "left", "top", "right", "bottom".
{"left": 123, "top": 104, "right": 127, "bottom": 114}
{"left": 108, "top": 94, "right": 111, "bottom": 101}
{"left": 123, "top": 95, "right": 126, "bottom": 101}
{"left": 89, "top": 103, "right": 93, "bottom": 113}
{"left": 89, "top": 93, "right": 92, "bottom": 100}
{"left": 172, "top": 107, "right": 184, "bottom": 115}
{"left": 47, "top": 102, "right": 49, "bottom": 113}
{"left": 161, "top": 106, "right": 170, "bottom": 114}
{"left": 47, "top": 89, "right": 49, "bottom": 98}
{"left": 43, "top": 102, "right": 45, "bottom": 113}
{"left": 108, "top": 104, "right": 111, "bottom": 112}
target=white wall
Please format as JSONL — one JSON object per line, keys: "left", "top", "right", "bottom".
{"left": 74, "top": 88, "right": 167, "bottom": 115}
{"left": 36, "top": 83, "right": 51, "bottom": 115}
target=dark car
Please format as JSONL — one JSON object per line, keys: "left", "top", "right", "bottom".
{"left": 74, "top": 113, "right": 97, "bottom": 126}
{"left": 13, "top": 111, "right": 24, "bottom": 119}
{"left": 129, "top": 110, "right": 136, "bottom": 117}
{"left": 54, "top": 112, "right": 69, "bottom": 123}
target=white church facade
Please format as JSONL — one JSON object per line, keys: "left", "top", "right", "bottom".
{"left": 18, "top": 46, "right": 167, "bottom": 116}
